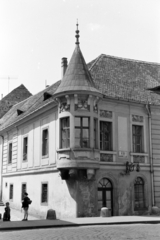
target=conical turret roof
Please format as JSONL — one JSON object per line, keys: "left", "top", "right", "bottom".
{"left": 54, "top": 25, "right": 101, "bottom": 97}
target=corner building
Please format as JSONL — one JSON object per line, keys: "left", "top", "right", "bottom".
{"left": 0, "top": 26, "right": 160, "bottom": 218}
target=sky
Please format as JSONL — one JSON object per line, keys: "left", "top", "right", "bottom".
{"left": 0, "top": 0, "right": 160, "bottom": 97}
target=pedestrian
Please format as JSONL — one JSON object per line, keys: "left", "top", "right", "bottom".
{"left": 3, "top": 202, "right": 11, "bottom": 221}
{"left": 22, "top": 192, "right": 32, "bottom": 221}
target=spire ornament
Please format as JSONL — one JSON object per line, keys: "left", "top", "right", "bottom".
{"left": 75, "top": 20, "right": 80, "bottom": 45}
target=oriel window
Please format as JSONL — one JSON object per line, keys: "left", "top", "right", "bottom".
{"left": 23, "top": 137, "right": 28, "bottom": 161}
{"left": 100, "top": 121, "right": 112, "bottom": 151}
{"left": 132, "top": 125, "right": 143, "bottom": 153}
{"left": 94, "top": 118, "right": 98, "bottom": 149}
{"left": 75, "top": 117, "right": 90, "bottom": 148}
{"left": 61, "top": 117, "right": 70, "bottom": 148}
{"left": 42, "top": 128, "right": 49, "bottom": 156}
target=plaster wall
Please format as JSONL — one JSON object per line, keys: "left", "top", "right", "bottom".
{"left": 2, "top": 171, "right": 77, "bottom": 219}
{"left": 96, "top": 168, "right": 152, "bottom": 216}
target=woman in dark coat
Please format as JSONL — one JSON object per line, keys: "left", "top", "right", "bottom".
{"left": 22, "top": 192, "right": 31, "bottom": 221}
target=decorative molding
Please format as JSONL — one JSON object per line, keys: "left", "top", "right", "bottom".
{"left": 93, "top": 97, "right": 99, "bottom": 113}
{"left": 56, "top": 96, "right": 70, "bottom": 113}
{"left": 59, "top": 102, "right": 70, "bottom": 113}
{"left": 100, "top": 153, "right": 113, "bottom": 162}
{"left": 133, "top": 156, "right": 145, "bottom": 163}
{"left": 100, "top": 110, "right": 112, "bottom": 118}
{"left": 132, "top": 115, "right": 143, "bottom": 122}
{"left": 74, "top": 95, "right": 90, "bottom": 111}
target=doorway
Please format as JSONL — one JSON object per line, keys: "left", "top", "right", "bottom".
{"left": 98, "top": 178, "right": 113, "bottom": 216}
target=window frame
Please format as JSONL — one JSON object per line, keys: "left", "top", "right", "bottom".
{"left": 8, "top": 141, "right": 13, "bottom": 164}
{"left": 134, "top": 177, "right": 145, "bottom": 210}
{"left": 132, "top": 125, "right": 144, "bottom": 153}
{"left": 9, "top": 184, "right": 13, "bottom": 200}
{"left": 23, "top": 135, "right": 28, "bottom": 161}
{"left": 21, "top": 183, "right": 27, "bottom": 201}
{"left": 75, "top": 116, "right": 90, "bottom": 148}
{"left": 60, "top": 117, "right": 70, "bottom": 149}
{"left": 100, "top": 121, "right": 112, "bottom": 151}
{"left": 41, "top": 182, "right": 48, "bottom": 205}
{"left": 94, "top": 118, "right": 98, "bottom": 149}
{"left": 42, "top": 127, "right": 49, "bottom": 158}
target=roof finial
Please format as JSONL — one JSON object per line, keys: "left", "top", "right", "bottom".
{"left": 75, "top": 20, "right": 80, "bottom": 45}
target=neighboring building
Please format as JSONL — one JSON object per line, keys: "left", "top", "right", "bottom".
{"left": 0, "top": 26, "right": 160, "bottom": 218}
{"left": 0, "top": 84, "right": 32, "bottom": 118}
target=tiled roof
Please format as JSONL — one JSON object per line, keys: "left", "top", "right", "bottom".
{"left": 54, "top": 45, "right": 101, "bottom": 96}
{"left": 0, "top": 84, "right": 32, "bottom": 119}
{"left": 89, "top": 54, "right": 160, "bottom": 104}
{"left": 0, "top": 81, "right": 60, "bottom": 130}
{"left": 1, "top": 54, "right": 160, "bottom": 131}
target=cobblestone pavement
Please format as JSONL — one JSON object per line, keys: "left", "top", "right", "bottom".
{"left": 1, "top": 224, "right": 160, "bottom": 240}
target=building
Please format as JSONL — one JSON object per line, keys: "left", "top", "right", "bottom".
{"left": 0, "top": 25, "right": 160, "bottom": 218}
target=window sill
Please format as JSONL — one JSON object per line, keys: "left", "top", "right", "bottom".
{"left": 72, "top": 147, "right": 93, "bottom": 152}
{"left": 42, "top": 155, "right": 49, "bottom": 159}
{"left": 100, "top": 151, "right": 117, "bottom": 155}
{"left": 130, "top": 153, "right": 148, "bottom": 156}
{"left": 57, "top": 148, "right": 71, "bottom": 153}
{"left": 41, "top": 202, "right": 48, "bottom": 206}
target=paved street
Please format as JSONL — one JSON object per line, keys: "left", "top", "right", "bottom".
{"left": 1, "top": 224, "right": 160, "bottom": 240}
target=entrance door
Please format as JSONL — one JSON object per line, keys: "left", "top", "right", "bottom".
{"left": 98, "top": 178, "right": 113, "bottom": 216}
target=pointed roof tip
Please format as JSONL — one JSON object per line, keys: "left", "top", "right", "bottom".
{"left": 75, "top": 20, "right": 80, "bottom": 45}
{"left": 54, "top": 24, "right": 102, "bottom": 98}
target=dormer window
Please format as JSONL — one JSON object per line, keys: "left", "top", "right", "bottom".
{"left": 17, "top": 109, "right": 24, "bottom": 115}
{"left": 43, "top": 92, "right": 52, "bottom": 101}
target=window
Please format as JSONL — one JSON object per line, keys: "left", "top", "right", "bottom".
{"left": 132, "top": 125, "right": 143, "bottom": 153}
{"left": 42, "top": 128, "right": 49, "bottom": 156}
{"left": 41, "top": 183, "right": 48, "bottom": 204}
{"left": 21, "top": 183, "right": 27, "bottom": 200}
{"left": 75, "top": 117, "right": 90, "bottom": 148}
{"left": 134, "top": 177, "right": 145, "bottom": 210}
{"left": 9, "top": 184, "right": 13, "bottom": 200}
{"left": 8, "top": 142, "right": 12, "bottom": 164}
{"left": 23, "top": 137, "right": 28, "bottom": 160}
{"left": 61, "top": 117, "right": 70, "bottom": 148}
{"left": 94, "top": 118, "right": 98, "bottom": 148}
{"left": 100, "top": 121, "right": 112, "bottom": 151}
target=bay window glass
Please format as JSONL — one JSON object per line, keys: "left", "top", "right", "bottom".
{"left": 61, "top": 117, "right": 70, "bottom": 148}
{"left": 75, "top": 117, "right": 90, "bottom": 148}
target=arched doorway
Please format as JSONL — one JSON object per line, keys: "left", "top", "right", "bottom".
{"left": 98, "top": 178, "right": 113, "bottom": 216}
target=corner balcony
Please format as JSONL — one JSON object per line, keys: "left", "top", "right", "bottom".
{"left": 57, "top": 148, "right": 100, "bottom": 169}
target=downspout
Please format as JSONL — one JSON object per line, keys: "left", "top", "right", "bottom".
{"left": 0, "top": 135, "right": 4, "bottom": 201}
{"left": 145, "top": 104, "right": 155, "bottom": 207}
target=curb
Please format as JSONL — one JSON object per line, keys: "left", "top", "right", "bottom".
{"left": 1, "top": 220, "right": 160, "bottom": 231}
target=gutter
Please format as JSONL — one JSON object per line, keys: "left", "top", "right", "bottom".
{"left": 145, "top": 104, "right": 155, "bottom": 207}
{"left": 0, "top": 135, "right": 4, "bottom": 201}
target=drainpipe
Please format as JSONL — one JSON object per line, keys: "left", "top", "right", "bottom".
{"left": 145, "top": 104, "right": 155, "bottom": 207}
{"left": 0, "top": 135, "right": 4, "bottom": 201}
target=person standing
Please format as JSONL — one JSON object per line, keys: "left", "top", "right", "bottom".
{"left": 3, "top": 202, "right": 11, "bottom": 221}
{"left": 22, "top": 192, "right": 32, "bottom": 221}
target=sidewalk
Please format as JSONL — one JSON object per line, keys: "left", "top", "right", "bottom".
{"left": 0, "top": 206, "right": 160, "bottom": 231}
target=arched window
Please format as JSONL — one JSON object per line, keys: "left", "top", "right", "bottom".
{"left": 134, "top": 177, "right": 145, "bottom": 210}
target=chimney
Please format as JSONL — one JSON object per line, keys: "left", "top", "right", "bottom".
{"left": 61, "top": 57, "right": 68, "bottom": 79}
{"left": 1, "top": 94, "right": 3, "bottom": 100}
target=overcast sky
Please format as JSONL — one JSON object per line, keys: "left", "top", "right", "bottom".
{"left": 0, "top": 0, "right": 160, "bottom": 97}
